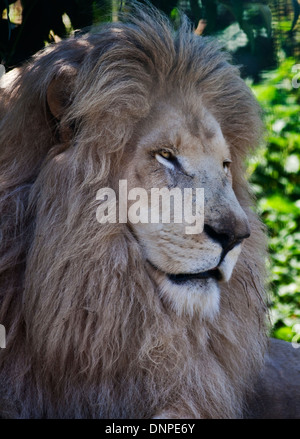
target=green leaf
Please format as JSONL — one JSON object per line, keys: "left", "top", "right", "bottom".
{"left": 273, "top": 326, "right": 294, "bottom": 342}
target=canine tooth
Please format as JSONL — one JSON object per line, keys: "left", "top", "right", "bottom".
{"left": 218, "top": 244, "right": 242, "bottom": 282}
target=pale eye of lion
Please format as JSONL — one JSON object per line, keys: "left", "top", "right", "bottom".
{"left": 160, "top": 150, "right": 172, "bottom": 159}
{"left": 155, "top": 150, "right": 176, "bottom": 170}
{"left": 223, "top": 159, "right": 232, "bottom": 176}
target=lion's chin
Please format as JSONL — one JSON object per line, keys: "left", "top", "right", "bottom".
{"left": 147, "top": 245, "right": 242, "bottom": 319}
{"left": 159, "top": 275, "right": 221, "bottom": 319}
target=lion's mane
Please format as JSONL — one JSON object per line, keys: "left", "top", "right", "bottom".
{"left": 0, "top": 5, "right": 267, "bottom": 418}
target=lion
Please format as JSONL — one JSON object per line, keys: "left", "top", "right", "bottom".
{"left": 0, "top": 4, "right": 292, "bottom": 419}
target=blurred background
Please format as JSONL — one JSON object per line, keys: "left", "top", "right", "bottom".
{"left": 0, "top": 0, "right": 299, "bottom": 343}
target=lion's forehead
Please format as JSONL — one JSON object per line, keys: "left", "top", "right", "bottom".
{"left": 136, "top": 101, "right": 229, "bottom": 162}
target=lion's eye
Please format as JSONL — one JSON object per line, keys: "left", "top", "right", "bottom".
{"left": 155, "top": 150, "right": 176, "bottom": 170}
{"left": 223, "top": 159, "right": 232, "bottom": 176}
{"left": 160, "top": 150, "right": 172, "bottom": 160}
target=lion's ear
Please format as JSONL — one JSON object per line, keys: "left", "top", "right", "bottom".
{"left": 47, "top": 66, "right": 77, "bottom": 120}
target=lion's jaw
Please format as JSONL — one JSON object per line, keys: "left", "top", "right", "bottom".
{"left": 125, "top": 101, "right": 250, "bottom": 318}
{"left": 147, "top": 244, "right": 242, "bottom": 318}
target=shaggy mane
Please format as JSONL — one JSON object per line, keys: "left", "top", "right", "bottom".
{"left": 0, "top": 5, "right": 267, "bottom": 418}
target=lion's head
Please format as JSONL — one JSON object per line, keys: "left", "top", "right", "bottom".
{"left": 123, "top": 99, "right": 251, "bottom": 318}
{"left": 0, "top": 5, "right": 267, "bottom": 418}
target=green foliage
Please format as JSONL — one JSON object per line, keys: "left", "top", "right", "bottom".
{"left": 250, "top": 59, "right": 300, "bottom": 342}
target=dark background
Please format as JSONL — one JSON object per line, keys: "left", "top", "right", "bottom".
{"left": 0, "top": 0, "right": 299, "bottom": 80}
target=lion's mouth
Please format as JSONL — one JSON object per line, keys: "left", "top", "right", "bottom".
{"left": 167, "top": 267, "right": 222, "bottom": 284}
{"left": 147, "top": 259, "right": 224, "bottom": 284}
{"left": 147, "top": 243, "right": 242, "bottom": 286}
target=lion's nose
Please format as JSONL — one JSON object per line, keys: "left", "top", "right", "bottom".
{"left": 204, "top": 222, "right": 250, "bottom": 252}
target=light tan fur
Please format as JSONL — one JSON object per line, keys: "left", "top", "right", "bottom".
{"left": 0, "top": 5, "right": 267, "bottom": 418}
